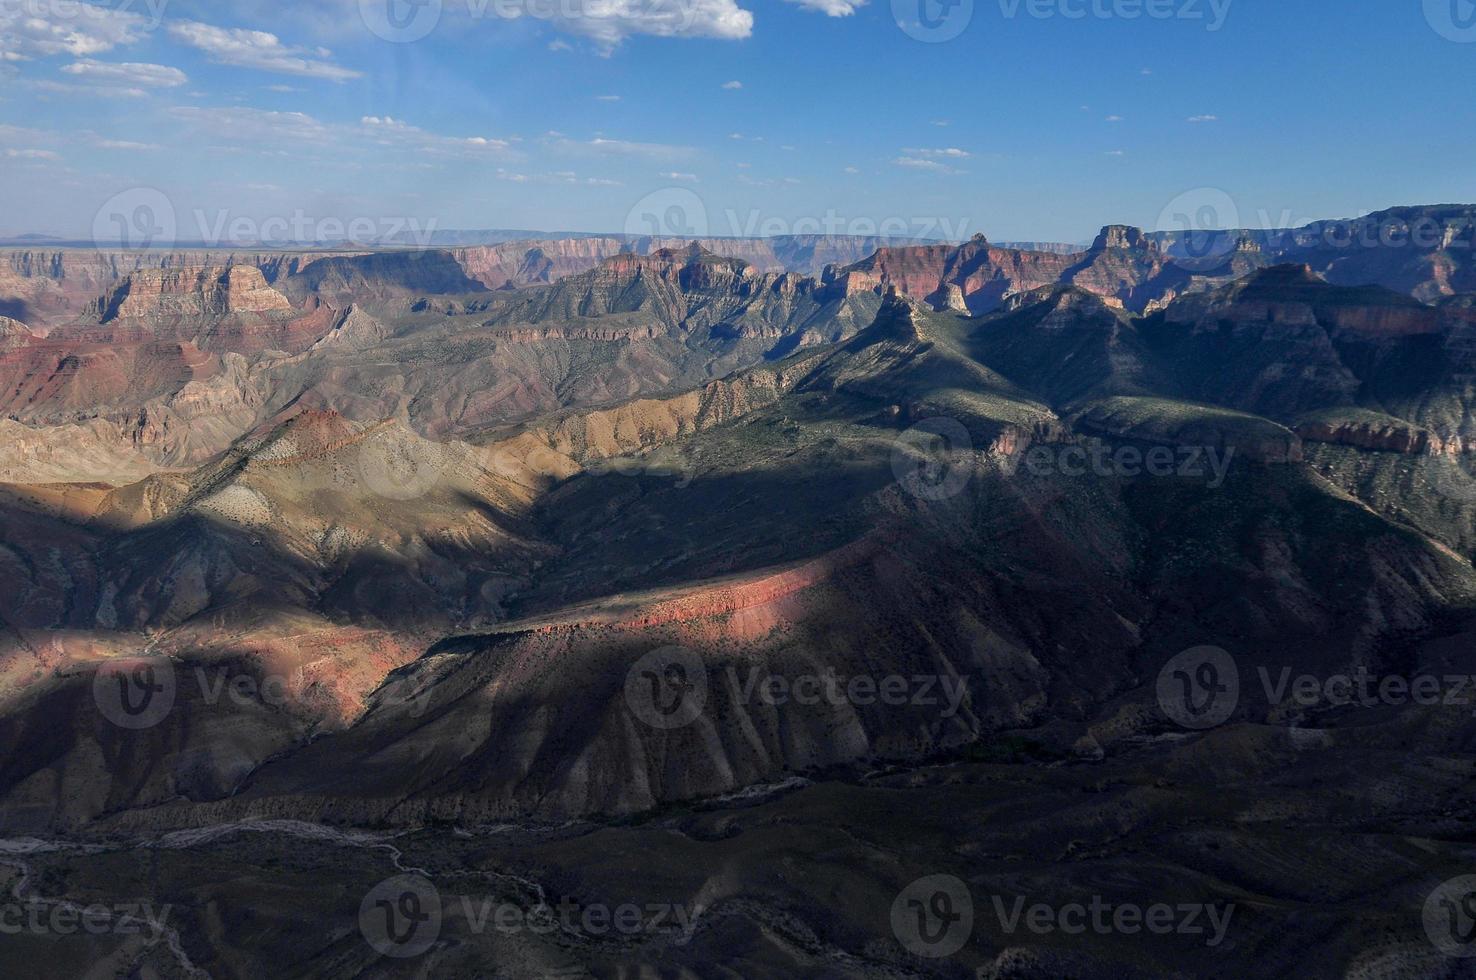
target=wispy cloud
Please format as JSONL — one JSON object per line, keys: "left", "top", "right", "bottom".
{"left": 894, "top": 156, "right": 964, "bottom": 175}
{"left": 659, "top": 171, "right": 699, "bottom": 182}
{"left": 361, "top": 116, "right": 513, "bottom": 155}
{"left": 782, "top": 0, "right": 867, "bottom": 15}
{"left": 26, "top": 79, "right": 150, "bottom": 98}
{"left": 548, "top": 136, "right": 694, "bottom": 160}
{"left": 61, "top": 60, "right": 186, "bottom": 88}
{"left": 902, "top": 147, "right": 970, "bottom": 158}
{"left": 1187, "top": 114, "right": 1219, "bottom": 123}
{"left": 722, "top": 80, "right": 742, "bottom": 89}
{"left": 497, "top": 169, "right": 620, "bottom": 186}
{"left": 91, "top": 138, "right": 162, "bottom": 151}
{"left": 168, "top": 21, "right": 361, "bottom": 81}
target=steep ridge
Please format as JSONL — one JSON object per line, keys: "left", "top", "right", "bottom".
{"left": 481, "top": 244, "right": 878, "bottom": 350}
{"left": 0, "top": 314, "right": 34, "bottom": 352}
{"left": 1148, "top": 264, "right": 1455, "bottom": 423}
{"left": 9, "top": 290, "right": 1475, "bottom": 831}
{"left": 825, "top": 226, "right": 1190, "bottom": 315}
{"left": 13, "top": 254, "right": 1476, "bottom": 831}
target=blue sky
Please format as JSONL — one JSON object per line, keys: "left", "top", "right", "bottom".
{"left": 2, "top": 0, "right": 1475, "bottom": 243}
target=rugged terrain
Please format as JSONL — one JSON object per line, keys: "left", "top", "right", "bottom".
{"left": 6, "top": 209, "right": 1476, "bottom": 976}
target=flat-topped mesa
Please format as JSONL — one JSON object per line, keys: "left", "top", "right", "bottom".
{"left": 1090, "top": 224, "right": 1158, "bottom": 252}
{"left": 92, "top": 265, "right": 292, "bottom": 322}
{"left": 596, "top": 243, "right": 755, "bottom": 284}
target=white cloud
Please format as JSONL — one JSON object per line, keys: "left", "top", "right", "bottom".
{"left": 92, "top": 138, "right": 161, "bottom": 150}
{"left": 1105, "top": 115, "right": 1123, "bottom": 122}
{"left": 1105, "top": 149, "right": 1125, "bottom": 156}
{"left": 902, "top": 147, "right": 970, "bottom": 158}
{"left": 549, "top": 136, "right": 693, "bottom": 160}
{"left": 496, "top": 168, "right": 620, "bottom": 186}
{"left": 0, "top": 4, "right": 150, "bottom": 60}
{"left": 27, "top": 79, "right": 148, "bottom": 98}
{"left": 781, "top": 0, "right": 866, "bottom": 15}
{"left": 1187, "top": 114, "right": 1219, "bottom": 123}
{"left": 548, "top": 39, "right": 573, "bottom": 51}
{"left": 536, "top": 0, "right": 753, "bottom": 48}
{"left": 595, "top": 94, "right": 621, "bottom": 101}
{"left": 167, "top": 21, "right": 360, "bottom": 81}
{"left": 930, "top": 119, "right": 950, "bottom": 127}
{"left": 659, "top": 171, "right": 699, "bottom": 182}
{"left": 171, "top": 105, "right": 331, "bottom": 143}
{"left": 843, "top": 165, "right": 859, "bottom": 174}
{"left": 361, "top": 116, "right": 513, "bottom": 154}
{"left": 61, "top": 60, "right": 186, "bottom": 88}
{"left": 894, "top": 156, "right": 963, "bottom": 175}
{"left": 722, "top": 80, "right": 742, "bottom": 89}
{"left": 4, "top": 149, "right": 60, "bottom": 160}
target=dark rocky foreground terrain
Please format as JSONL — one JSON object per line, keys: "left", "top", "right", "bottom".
{"left": 8, "top": 209, "right": 1476, "bottom": 976}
